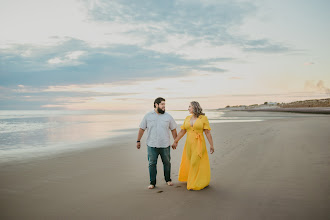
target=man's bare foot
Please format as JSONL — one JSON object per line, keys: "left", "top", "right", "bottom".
{"left": 148, "top": 185, "right": 155, "bottom": 189}
{"left": 167, "top": 181, "right": 173, "bottom": 186}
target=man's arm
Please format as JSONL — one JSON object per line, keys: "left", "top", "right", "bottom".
{"left": 171, "top": 129, "right": 178, "bottom": 150}
{"left": 169, "top": 116, "right": 178, "bottom": 141}
{"left": 136, "top": 128, "right": 145, "bottom": 149}
{"left": 137, "top": 114, "right": 148, "bottom": 149}
{"left": 171, "top": 129, "right": 177, "bottom": 140}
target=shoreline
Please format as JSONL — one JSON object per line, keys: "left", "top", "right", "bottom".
{"left": 1, "top": 111, "right": 302, "bottom": 166}
{"left": 0, "top": 128, "right": 137, "bottom": 167}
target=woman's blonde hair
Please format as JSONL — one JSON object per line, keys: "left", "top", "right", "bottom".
{"left": 191, "top": 101, "right": 205, "bottom": 117}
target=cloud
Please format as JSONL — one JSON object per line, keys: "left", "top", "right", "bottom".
{"left": 0, "top": 39, "right": 232, "bottom": 86}
{"left": 86, "top": 0, "right": 255, "bottom": 39}
{"left": 304, "top": 62, "right": 315, "bottom": 66}
{"left": 228, "top": 76, "right": 241, "bottom": 80}
{"left": 48, "top": 51, "right": 86, "bottom": 65}
{"left": 84, "top": 0, "right": 292, "bottom": 54}
{"left": 304, "top": 80, "right": 330, "bottom": 94}
{"left": 0, "top": 0, "right": 304, "bottom": 110}
{"left": 0, "top": 0, "right": 295, "bottom": 88}
{"left": 243, "top": 39, "right": 291, "bottom": 53}
{"left": 0, "top": 83, "right": 140, "bottom": 110}
{"left": 229, "top": 93, "right": 284, "bottom": 97}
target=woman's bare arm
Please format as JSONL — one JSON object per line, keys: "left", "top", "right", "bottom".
{"left": 172, "top": 129, "right": 186, "bottom": 149}
{"left": 174, "top": 129, "right": 186, "bottom": 143}
{"left": 204, "top": 129, "right": 214, "bottom": 154}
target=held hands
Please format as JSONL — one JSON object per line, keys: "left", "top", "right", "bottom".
{"left": 172, "top": 141, "right": 178, "bottom": 150}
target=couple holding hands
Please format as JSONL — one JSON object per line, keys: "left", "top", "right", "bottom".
{"left": 137, "top": 97, "right": 214, "bottom": 190}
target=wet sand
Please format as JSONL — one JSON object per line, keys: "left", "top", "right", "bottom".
{"left": 1, "top": 114, "right": 330, "bottom": 219}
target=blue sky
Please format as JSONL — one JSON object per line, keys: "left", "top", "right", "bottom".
{"left": 1, "top": 0, "right": 329, "bottom": 110}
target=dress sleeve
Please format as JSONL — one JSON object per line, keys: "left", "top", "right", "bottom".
{"left": 180, "top": 116, "right": 188, "bottom": 130}
{"left": 203, "top": 116, "right": 211, "bottom": 130}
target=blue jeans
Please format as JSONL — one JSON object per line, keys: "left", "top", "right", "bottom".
{"left": 147, "top": 146, "right": 171, "bottom": 186}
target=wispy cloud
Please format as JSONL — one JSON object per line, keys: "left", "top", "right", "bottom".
{"left": 48, "top": 51, "right": 86, "bottom": 65}
{"left": 0, "top": 83, "right": 140, "bottom": 110}
{"left": 1, "top": 40, "right": 232, "bottom": 86}
{"left": 84, "top": 0, "right": 293, "bottom": 56}
{"left": 304, "top": 62, "right": 315, "bottom": 66}
{"left": 228, "top": 76, "right": 241, "bottom": 80}
{"left": 304, "top": 80, "right": 330, "bottom": 94}
{"left": 243, "top": 39, "right": 291, "bottom": 53}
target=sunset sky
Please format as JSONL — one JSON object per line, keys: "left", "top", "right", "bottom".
{"left": 1, "top": 0, "right": 329, "bottom": 111}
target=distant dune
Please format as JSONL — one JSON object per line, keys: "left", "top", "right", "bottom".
{"left": 224, "top": 98, "right": 330, "bottom": 114}
{"left": 238, "top": 107, "right": 330, "bottom": 114}
{"left": 278, "top": 98, "right": 330, "bottom": 108}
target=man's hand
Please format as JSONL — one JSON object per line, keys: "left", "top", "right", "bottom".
{"left": 136, "top": 128, "right": 145, "bottom": 149}
{"left": 172, "top": 142, "right": 178, "bottom": 150}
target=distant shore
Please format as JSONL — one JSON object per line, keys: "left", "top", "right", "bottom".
{"left": 224, "top": 98, "right": 330, "bottom": 114}
{"left": 232, "top": 107, "right": 330, "bottom": 114}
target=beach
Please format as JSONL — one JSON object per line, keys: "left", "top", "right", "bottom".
{"left": 1, "top": 112, "right": 330, "bottom": 219}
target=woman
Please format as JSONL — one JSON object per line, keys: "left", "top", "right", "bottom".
{"left": 172, "top": 101, "right": 214, "bottom": 190}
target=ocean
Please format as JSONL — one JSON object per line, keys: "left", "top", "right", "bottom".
{"left": 0, "top": 109, "right": 314, "bottom": 163}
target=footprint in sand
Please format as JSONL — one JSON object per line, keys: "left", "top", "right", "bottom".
{"left": 157, "top": 190, "right": 163, "bottom": 193}
{"left": 175, "top": 186, "right": 181, "bottom": 188}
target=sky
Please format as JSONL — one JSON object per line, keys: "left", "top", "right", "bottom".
{"left": 1, "top": 0, "right": 329, "bottom": 111}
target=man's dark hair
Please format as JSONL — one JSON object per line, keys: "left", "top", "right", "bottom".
{"left": 154, "top": 97, "right": 165, "bottom": 108}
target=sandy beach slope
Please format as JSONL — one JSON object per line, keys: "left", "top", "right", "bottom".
{"left": 1, "top": 114, "right": 329, "bottom": 219}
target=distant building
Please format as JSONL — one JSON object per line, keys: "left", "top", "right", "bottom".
{"left": 267, "top": 102, "right": 277, "bottom": 105}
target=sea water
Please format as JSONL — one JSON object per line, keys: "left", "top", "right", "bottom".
{"left": 0, "top": 109, "right": 311, "bottom": 163}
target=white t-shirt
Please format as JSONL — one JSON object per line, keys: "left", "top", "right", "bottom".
{"left": 139, "top": 110, "right": 177, "bottom": 148}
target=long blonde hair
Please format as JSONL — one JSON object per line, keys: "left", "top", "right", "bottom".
{"left": 191, "top": 101, "right": 205, "bottom": 117}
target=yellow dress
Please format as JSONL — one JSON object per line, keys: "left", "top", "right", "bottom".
{"left": 178, "top": 115, "right": 211, "bottom": 190}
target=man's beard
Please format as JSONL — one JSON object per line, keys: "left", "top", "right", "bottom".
{"left": 158, "top": 107, "right": 165, "bottom": 114}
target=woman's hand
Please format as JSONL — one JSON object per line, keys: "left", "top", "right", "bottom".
{"left": 204, "top": 129, "right": 214, "bottom": 154}
{"left": 210, "top": 146, "right": 214, "bottom": 154}
{"left": 172, "top": 141, "right": 178, "bottom": 150}
{"left": 172, "top": 129, "right": 186, "bottom": 150}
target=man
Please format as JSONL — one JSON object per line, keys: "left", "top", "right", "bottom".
{"left": 137, "top": 97, "right": 178, "bottom": 189}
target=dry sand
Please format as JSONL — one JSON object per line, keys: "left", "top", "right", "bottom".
{"left": 1, "top": 114, "right": 330, "bottom": 219}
